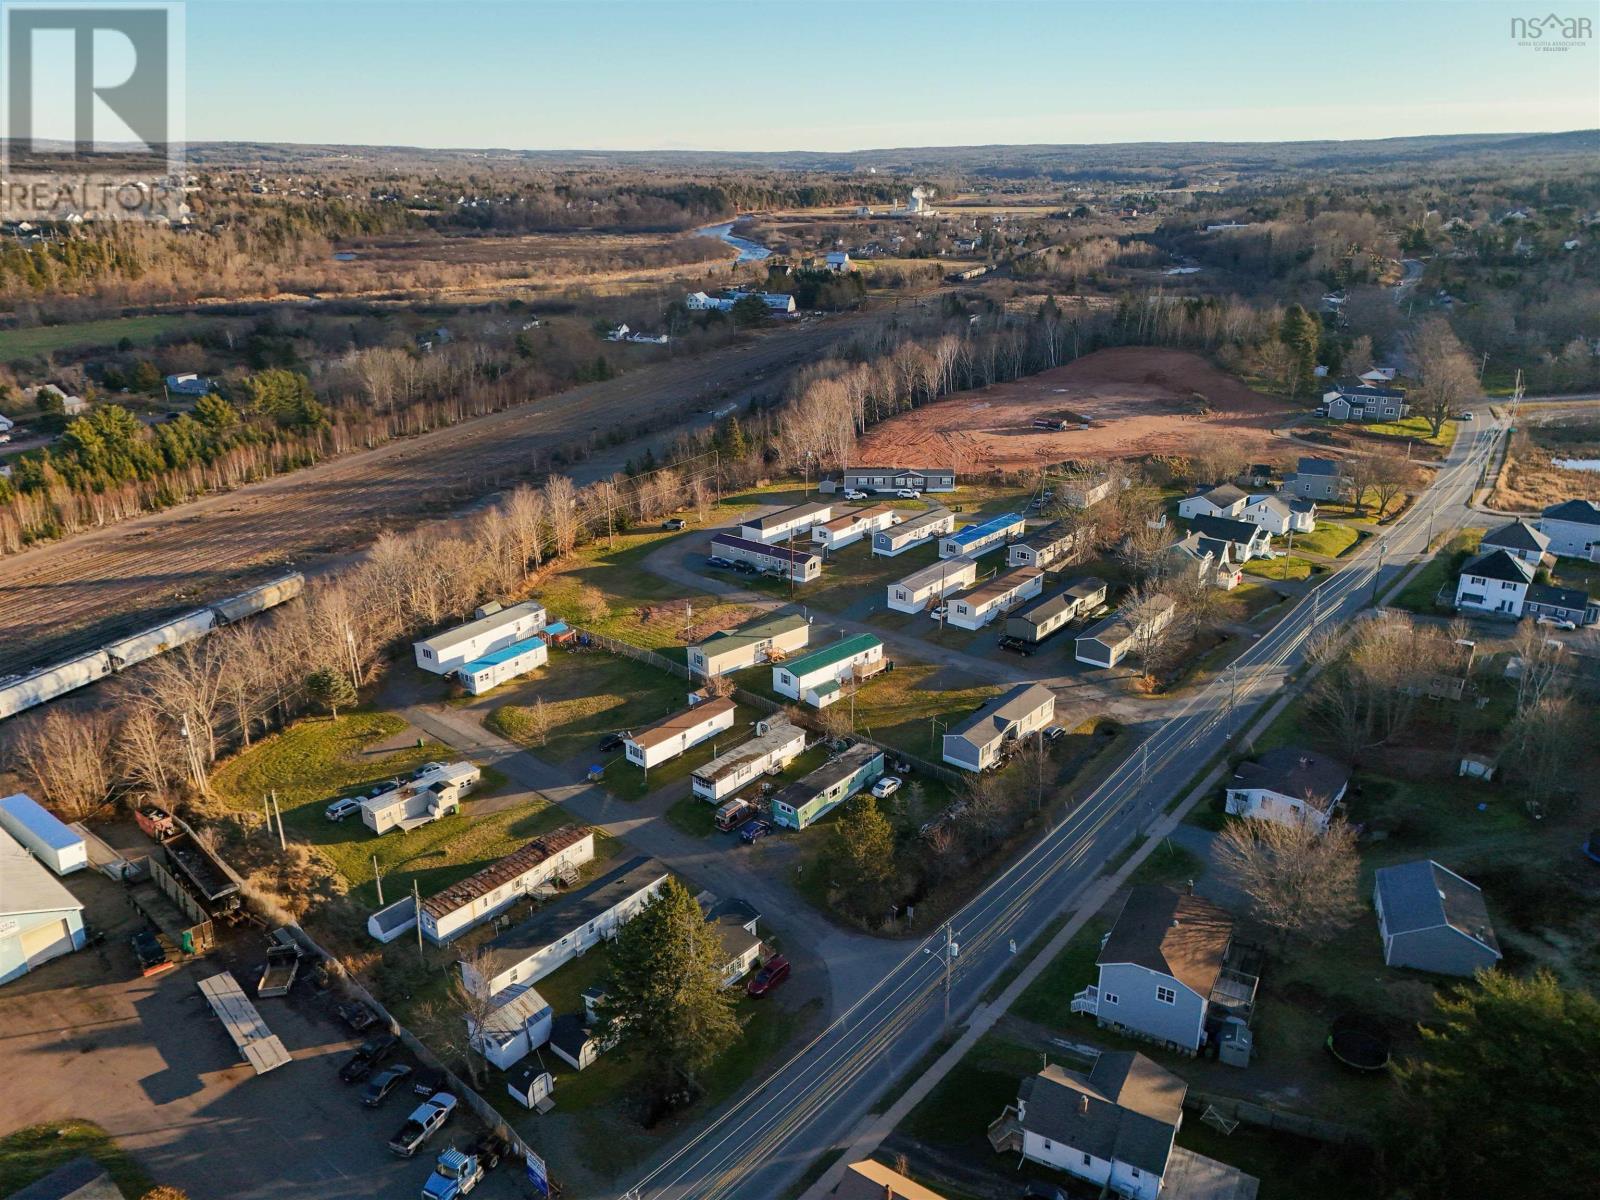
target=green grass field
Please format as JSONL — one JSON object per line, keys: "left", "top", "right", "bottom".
{"left": 1359, "top": 415, "right": 1456, "bottom": 447}
{"left": 0, "top": 1122, "right": 154, "bottom": 1197}
{"left": 1291, "top": 522, "right": 1361, "bottom": 558}
{"left": 0, "top": 314, "right": 214, "bottom": 360}
{"left": 1390, "top": 528, "right": 1484, "bottom": 612}
{"left": 1243, "top": 555, "right": 1318, "bottom": 582}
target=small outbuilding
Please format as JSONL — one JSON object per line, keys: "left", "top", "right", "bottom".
{"left": 1373, "top": 859, "right": 1501, "bottom": 977}
{"left": 0, "top": 792, "right": 88, "bottom": 875}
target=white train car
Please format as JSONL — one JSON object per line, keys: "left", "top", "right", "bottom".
{"left": 103, "top": 610, "right": 217, "bottom": 670}
{"left": 211, "top": 573, "right": 304, "bottom": 624}
{"left": 0, "top": 651, "right": 113, "bottom": 721}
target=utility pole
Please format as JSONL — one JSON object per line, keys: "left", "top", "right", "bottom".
{"left": 1227, "top": 663, "right": 1240, "bottom": 734}
{"left": 271, "top": 790, "right": 285, "bottom": 850}
{"left": 1371, "top": 541, "right": 1387, "bottom": 604}
{"left": 345, "top": 625, "right": 360, "bottom": 691}
{"left": 684, "top": 601, "right": 693, "bottom": 642}
{"left": 373, "top": 855, "right": 384, "bottom": 906}
{"left": 606, "top": 484, "right": 615, "bottom": 550}
{"left": 414, "top": 878, "right": 424, "bottom": 958}
{"left": 787, "top": 528, "right": 796, "bottom": 601}
{"left": 1140, "top": 741, "right": 1151, "bottom": 786}
{"left": 942, "top": 923, "right": 956, "bottom": 1025}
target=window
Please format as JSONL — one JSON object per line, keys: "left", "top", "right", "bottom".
{"left": 1156, "top": 986, "right": 1176, "bottom": 1005}
{"left": 1083, "top": 1153, "right": 1092, "bottom": 1166}
{"left": 1041, "top": 1139, "right": 1052, "bottom": 1151}
{"left": 1103, "top": 992, "right": 1119, "bottom": 1006}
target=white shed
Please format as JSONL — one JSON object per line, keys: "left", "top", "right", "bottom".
{"left": 0, "top": 793, "right": 88, "bottom": 876}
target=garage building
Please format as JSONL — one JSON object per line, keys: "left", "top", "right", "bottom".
{"left": 1, "top": 828, "right": 86, "bottom": 985}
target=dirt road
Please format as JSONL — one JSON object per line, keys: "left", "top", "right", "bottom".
{"left": 0, "top": 317, "right": 864, "bottom": 674}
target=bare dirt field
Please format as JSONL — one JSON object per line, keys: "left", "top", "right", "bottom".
{"left": 855, "top": 346, "right": 1293, "bottom": 472}
{"left": 1491, "top": 403, "right": 1600, "bottom": 512}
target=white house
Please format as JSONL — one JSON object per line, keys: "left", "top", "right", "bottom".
{"left": 1478, "top": 519, "right": 1550, "bottom": 567}
{"left": 738, "top": 502, "right": 834, "bottom": 545}
{"left": 414, "top": 600, "right": 546, "bottom": 676}
{"left": 1176, "top": 484, "right": 1247, "bottom": 522}
{"left": 1008, "top": 1052, "right": 1186, "bottom": 1200}
{"left": 1538, "top": 499, "right": 1600, "bottom": 559}
{"left": 888, "top": 555, "right": 978, "bottom": 613}
{"left": 472, "top": 986, "right": 553, "bottom": 1070}
{"left": 686, "top": 291, "right": 736, "bottom": 312}
{"left": 0, "top": 414, "right": 13, "bottom": 433}
{"left": 1359, "top": 367, "right": 1399, "bottom": 385}
{"left": 420, "top": 825, "right": 596, "bottom": 944}
{"left": 462, "top": 856, "right": 669, "bottom": 997}
{"left": 0, "top": 828, "right": 86, "bottom": 984}
{"left": 1453, "top": 549, "right": 1533, "bottom": 616}
{"left": 773, "top": 634, "right": 884, "bottom": 708}
{"left": 1188, "top": 514, "right": 1271, "bottom": 562}
{"left": 872, "top": 507, "right": 955, "bottom": 556}
{"left": 946, "top": 567, "right": 1045, "bottom": 630}
{"left": 823, "top": 251, "right": 853, "bottom": 272}
{"left": 0, "top": 793, "right": 88, "bottom": 876}
{"left": 812, "top": 505, "right": 899, "bottom": 551}
{"left": 691, "top": 715, "right": 806, "bottom": 801}
{"left": 456, "top": 635, "right": 547, "bottom": 695}
{"left": 939, "top": 513, "right": 1025, "bottom": 559}
{"left": 624, "top": 697, "right": 737, "bottom": 769}
{"left": 1224, "top": 747, "right": 1350, "bottom": 832}
{"left": 942, "top": 683, "right": 1055, "bottom": 771}
{"left": 1240, "top": 493, "right": 1315, "bottom": 536}
{"left": 361, "top": 761, "right": 480, "bottom": 835}
{"left": 688, "top": 612, "right": 810, "bottom": 677}
{"left": 710, "top": 533, "right": 822, "bottom": 583}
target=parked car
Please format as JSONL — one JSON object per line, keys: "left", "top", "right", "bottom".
{"left": 871, "top": 776, "right": 902, "bottom": 799}
{"left": 325, "top": 796, "right": 362, "bottom": 822}
{"left": 1537, "top": 615, "right": 1577, "bottom": 630}
{"left": 715, "top": 797, "right": 756, "bottom": 832}
{"left": 411, "top": 1067, "right": 447, "bottom": 1097}
{"left": 361, "top": 1063, "right": 414, "bottom": 1108}
{"left": 998, "top": 635, "right": 1036, "bottom": 656}
{"left": 1043, "top": 725, "right": 1066, "bottom": 743}
{"left": 895, "top": 488, "right": 921, "bottom": 499}
{"left": 928, "top": 605, "right": 948, "bottom": 620}
{"left": 842, "top": 488, "right": 868, "bottom": 500}
{"left": 732, "top": 560, "right": 758, "bottom": 575}
{"left": 739, "top": 818, "right": 772, "bottom": 844}
{"left": 746, "top": 954, "right": 791, "bottom": 997}
{"left": 368, "top": 778, "right": 401, "bottom": 798}
{"left": 661, "top": 517, "right": 687, "bottom": 531}
{"left": 1460, "top": 411, "right": 1475, "bottom": 421}
{"left": 597, "top": 732, "right": 627, "bottom": 752}
{"left": 336, "top": 1000, "right": 378, "bottom": 1033}
{"left": 1020, "top": 1183, "right": 1073, "bottom": 1200}
{"left": 388, "top": 1092, "right": 457, "bottom": 1157}
{"left": 706, "top": 555, "right": 735, "bottom": 570}
{"left": 339, "top": 1033, "right": 398, "bottom": 1083}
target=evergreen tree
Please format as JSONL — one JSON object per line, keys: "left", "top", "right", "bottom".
{"left": 305, "top": 668, "right": 355, "bottom": 719}
{"left": 828, "top": 795, "right": 898, "bottom": 923}
{"left": 1278, "top": 303, "right": 1320, "bottom": 400}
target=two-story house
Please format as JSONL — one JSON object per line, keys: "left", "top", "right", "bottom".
{"left": 1188, "top": 514, "right": 1271, "bottom": 563}
{"left": 1453, "top": 548, "right": 1533, "bottom": 616}
{"left": 1240, "top": 493, "right": 1315, "bottom": 537}
{"left": 1477, "top": 519, "right": 1550, "bottom": 567}
{"left": 1538, "top": 499, "right": 1600, "bottom": 560}
{"left": 1321, "top": 381, "right": 1408, "bottom": 422}
{"left": 1285, "top": 457, "right": 1346, "bottom": 502}
{"left": 1225, "top": 747, "right": 1350, "bottom": 832}
{"left": 1175, "top": 484, "right": 1246, "bottom": 522}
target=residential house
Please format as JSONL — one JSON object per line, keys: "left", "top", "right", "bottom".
{"left": 710, "top": 533, "right": 822, "bottom": 583}
{"left": 0, "top": 414, "right": 11, "bottom": 433}
{"left": 942, "top": 683, "right": 1056, "bottom": 772}
{"left": 1538, "top": 499, "right": 1600, "bottom": 560}
{"left": 1453, "top": 549, "right": 1533, "bottom": 616}
{"left": 1478, "top": 518, "right": 1550, "bottom": 567}
{"left": 873, "top": 507, "right": 955, "bottom": 556}
{"left": 1162, "top": 533, "right": 1241, "bottom": 591}
{"left": 1070, "top": 886, "right": 1256, "bottom": 1054}
{"left": 420, "top": 826, "right": 596, "bottom": 944}
{"left": 1188, "top": 514, "right": 1271, "bottom": 562}
{"left": 773, "top": 634, "right": 884, "bottom": 707}
{"left": 1003, "top": 1052, "right": 1186, "bottom": 1200}
{"left": 1059, "top": 475, "right": 1119, "bottom": 510}
{"left": 823, "top": 251, "right": 853, "bottom": 272}
{"left": 813, "top": 505, "right": 900, "bottom": 551}
{"left": 165, "top": 372, "right": 214, "bottom": 397}
{"left": 843, "top": 466, "right": 957, "bottom": 494}
{"left": 472, "top": 985, "right": 553, "bottom": 1070}
{"left": 1523, "top": 582, "right": 1599, "bottom": 626}
{"left": 939, "top": 513, "right": 1025, "bottom": 559}
{"left": 1321, "top": 382, "right": 1409, "bottom": 422}
{"left": 686, "top": 291, "right": 736, "bottom": 312}
{"left": 462, "top": 856, "right": 670, "bottom": 997}
{"left": 1373, "top": 860, "right": 1502, "bottom": 976}
{"left": 1007, "top": 521, "right": 1086, "bottom": 569}
{"left": 832, "top": 1160, "right": 948, "bottom": 1200}
{"left": 1285, "top": 457, "right": 1346, "bottom": 502}
{"left": 691, "top": 714, "right": 806, "bottom": 802}
{"left": 947, "top": 566, "right": 1045, "bottom": 630}
{"left": 1240, "top": 493, "right": 1315, "bottom": 536}
{"left": 688, "top": 612, "right": 810, "bottom": 677}
{"left": 1244, "top": 463, "right": 1276, "bottom": 488}
{"left": 1224, "top": 747, "right": 1350, "bottom": 832}
{"left": 757, "top": 292, "right": 797, "bottom": 313}
{"left": 0, "top": 828, "right": 86, "bottom": 985}
{"left": 1004, "top": 578, "right": 1108, "bottom": 645}
{"left": 624, "top": 697, "right": 737, "bottom": 769}
{"left": 1359, "top": 367, "right": 1399, "bottom": 385}
{"left": 414, "top": 600, "right": 547, "bottom": 676}
{"left": 1075, "top": 597, "right": 1178, "bottom": 669}
{"left": 887, "top": 556, "right": 978, "bottom": 613}
{"left": 361, "top": 762, "right": 479, "bottom": 835}
{"left": 1176, "top": 484, "right": 1247, "bottom": 521}
{"left": 771, "top": 744, "right": 885, "bottom": 830}
{"left": 739, "top": 501, "right": 835, "bottom": 545}
{"left": 456, "top": 635, "right": 547, "bottom": 695}
{"left": 703, "top": 897, "right": 765, "bottom": 984}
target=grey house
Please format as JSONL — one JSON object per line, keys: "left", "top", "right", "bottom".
{"left": 1286, "top": 456, "right": 1346, "bottom": 502}
{"left": 1479, "top": 519, "right": 1550, "bottom": 567}
{"left": 1538, "top": 499, "right": 1600, "bottom": 560}
{"left": 1007, "top": 521, "right": 1085, "bottom": 570}
{"left": 1004, "top": 577, "right": 1107, "bottom": 644}
{"left": 843, "top": 466, "right": 956, "bottom": 493}
{"left": 1373, "top": 859, "right": 1502, "bottom": 977}
{"left": 1321, "top": 382, "right": 1408, "bottom": 422}
{"left": 942, "top": 683, "right": 1055, "bottom": 771}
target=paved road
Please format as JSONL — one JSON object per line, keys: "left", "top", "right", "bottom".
{"left": 613, "top": 416, "right": 1505, "bottom": 1200}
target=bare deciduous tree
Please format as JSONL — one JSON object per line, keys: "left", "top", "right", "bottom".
{"left": 8, "top": 707, "right": 116, "bottom": 819}
{"left": 1407, "top": 318, "right": 1480, "bottom": 438}
{"left": 1216, "top": 816, "right": 1361, "bottom": 947}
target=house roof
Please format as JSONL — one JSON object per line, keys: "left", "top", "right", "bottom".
{"left": 697, "top": 612, "right": 809, "bottom": 660}
{"left": 947, "top": 683, "right": 1055, "bottom": 749}
{"left": 783, "top": 634, "right": 882, "bottom": 679}
{"left": 960, "top": 566, "right": 1043, "bottom": 609}
{"left": 0, "top": 830, "right": 84, "bottom": 919}
{"left": 7, "top": 1155, "right": 123, "bottom": 1200}
{"left": 1195, "top": 536, "right": 1234, "bottom": 564}
{"left": 549, "top": 1012, "right": 595, "bottom": 1059}
{"left": 1231, "top": 747, "right": 1350, "bottom": 812}
{"left": 1195, "top": 483, "right": 1246, "bottom": 508}
{"left": 744, "top": 501, "right": 832, "bottom": 532}
{"left": 1246, "top": 493, "right": 1292, "bottom": 518}
{"left": 1098, "top": 886, "right": 1233, "bottom": 997}
{"left": 1541, "top": 499, "right": 1600, "bottom": 527}
{"left": 1063, "top": 576, "right": 1108, "bottom": 601}
{"left": 1190, "top": 514, "right": 1260, "bottom": 544}
{"left": 693, "top": 716, "right": 802, "bottom": 784}
{"left": 881, "top": 507, "right": 953, "bottom": 539}
{"left": 946, "top": 513, "right": 1024, "bottom": 546}
{"left": 423, "top": 825, "right": 593, "bottom": 920}
{"left": 819, "top": 504, "right": 897, "bottom": 533}
{"left": 1019, "top": 520, "right": 1078, "bottom": 551}
{"left": 1526, "top": 582, "right": 1592, "bottom": 611}
{"left": 627, "top": 697, "right": 737, "bottom": 751}
{"left": 460, "top": 634, "right": 545, "bottom": 673}
{"left": 711, "top": 533, "right": 819, "bottom": 565}
{"left": 897, "top": 555, "right": 977, "bottom": 591}
{"left": 1017, "top": 1052, "right": 1184, "bottom": 1178}
{"left": 417, "top": 600, "right": 545, "bottom": 655}
{"left": 1014, "top": 586, "right": 1082, "bottom": 626}
{"left": 480, "top": 984, "right": 551, "bottom": 1035}
{"left": 1374, "top": 859, "right": 1500, "bottom": 955}
{"left": 477, "top": 856, "right": 668, "bottom": 976}
{"left": 1166, "top": 532, "right": 1213, "bottom": 564}
{"left": 1296, "top": 456, "right": 1341, "bottom": 477}
{"left": 845, "top": 465, "right": 954, "bottom": 477}
{"left": 1328, "top": 380, "right": 1406, "bottom": 400}
{"left": 1460, "top": 548, "right": 1534, "bottom": 586}
{"left": 833, "top": 1160, "right": 948, "bottom": 1200}
{"left": 1480, "top": 519, "right": 1549, "bottom": 554}
{"left": 778, "top": 744, "right": 883, "bottom": 812}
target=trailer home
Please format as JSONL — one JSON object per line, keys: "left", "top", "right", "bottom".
{"left": 947, "top": 566, "right": 1044, "bottom": 630}
{"left": 688, "top": 612, "right": 809, "bottom": 677}
{"left": 887, "top": 556, "right": 978, "bottom": 613}
{"left": 624, "top": 697, "right": 737, "bottom": 769}
{"left": 456, "top": 635, "right": 547, "bottom": 695}
{"left": 421, "top": 825, "right": 595, "bottom": 944}
{"left": 361, "top": 762, "right": 480, "bottom": 834}
{"left": 939, "top": 513, "right": 1025, "bottom": 559}
{"left": 872, "top": 507, "right": 955, "bottom": 556}
{"left": 414, "top": 601, "right": 546, "bottom": 676}
{"left": 691, "top": 715, "right": 807, "bottom": 802}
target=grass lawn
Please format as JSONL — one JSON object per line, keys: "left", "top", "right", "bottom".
{"left": 1242, "top": 555, "right": 1318, "bottom": 582}
{"left": 787, "top": 537, "right": 943, "bottom": 620}
{"left": 1390, "top": 528, "right": 1483, "bottom": 613}
{"left": 1010, "top": 919, "right": 1110, "bottom": 1027}
{"left": 899, "top": 1031, "right": 1040, "bottom": 1149}
{"left": 0, "top": 1122, "right": 155, "bottom": 1197}
{"left": 209, "top": 710, "right": 569, "bottom": 907}
{"left": 0, "top": 314, "right": 216, "bottom": 360}
{"left": 849, "top": 661, "right": 1000, "bottom": 762}
{"left": 597, "top": 701, "right": 766, "bottom": 802}
{"left": 1360, "top": 415, "right": 1455, "bottom": 447}
{"left": 1290, "top": 522, "right": 1361, "bottom": 558}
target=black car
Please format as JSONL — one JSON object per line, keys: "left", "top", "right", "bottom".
{"left": 336, "top": 999, "right": 378, "bottom": 1033}
{"left": 339, "top": 1033, "right": 398, "bottom": 1083}
{"left": 1021, "top": 1184, "right": 1073, "bottom": 1200}
{"left": 598, "top": 732, "right": 628, "bottom": 752}
{"left": 361, "top": 1063, "right": 414, "bottom": 1107}
{"left": 998, "top": 635, "right": 1036, "bottom": 656}
{"left": 732, "top": 560, "right": 757, "bottom": 575}
{"left": 706, "top": 555, "right": 735, "bottom": 570}
{"left": 412, "top": 1066, "right": 447, "bottom": 1097}
{"left": 662, "top": 517, "right": 687, "bottom": 531}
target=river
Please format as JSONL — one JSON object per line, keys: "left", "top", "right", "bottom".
{"left": 694, "top": 220, "right": 771, "bottom": 263}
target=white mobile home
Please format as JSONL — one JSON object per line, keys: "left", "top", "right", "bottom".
{"left": 0, "top": 793, "right": 88, "bottom": 876}
{"left": 1075, "top": 597, "right": 1177, "bottom": 668}
{"left": 472, "top": 986, "right": 553, "bottom": 1071}
{"left": 0, "top": 830, "right": 86, "bottom": 985}
{"left": 414, "top": 600, "right": 546, "bottom": 675}
{"left": 812, "top": 505, "right": 900, "bottom": 551}
{"left": 688, "top": 612, "right": 810, "bottom": 677}
{"left": 872, "top": 507, "right": 955, "bottom": 556}
{"left": 939, "top": 513, "right": 1025, "bottom": 559}
{"left": 456, "top": 635, "right": 547, "bottom": 695}
{"left": 624, "top": 697, "right": 737, "bottom": 769}
{"left": 691, "top": 715, "right": 807, "bottom": 801}
{"left": 710, "top": 534, "right": 823, "bottom": 583}
{"left": 738, "top": 502, "right": 834, "bottom": 545}
{"left": 946, "top": 567, "right": 1044, "bottom": 630}
{"left": 361, "top": 761, "right": 480, "bottom": 834}
{"left": 773, "top": 634, "right": 884, "bottom": 707}
{"left": 887, "top": 556, "right": 978, "bottom": 613}
{"left": 421, "top": 825, "right": 596, "bottom": 944}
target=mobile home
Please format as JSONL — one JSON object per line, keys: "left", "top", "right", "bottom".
{"left": 688, "top": 612, "right": 809, "bottom": 677}
{"left": 872, "top": 507, "right": 955, "bottom": 556}
{"left": 691, "top": 715, "right": 807, "bottom": 802}
{"left": 939, "top": 513, "right": 1024, "bottom": 559}
{"left": 456, "top": 635, "right": 547, "bottom": 695}
{"left": 887, "top": 556, "right": 978, "bottom": 613}
{"left": 773, "top": 634, "right": 884, "bottom": 708}
{"left": 946, "top": 567, "right": 1044, "bottom": 630}
{"left": 361, "top": 761, "right": 480, "bottom": 834}
{"left": 624, "top": 697, "right": 737, "bottom": 769}
{"left": 414, "top": 600, "right": 546, "bottom": 675}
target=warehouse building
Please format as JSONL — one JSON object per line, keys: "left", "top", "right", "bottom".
{"left": 414, "top": 600, "right": 546, "bottom": 676}
{"left": 0, "top": 828, "right": 85, "bottom": 985}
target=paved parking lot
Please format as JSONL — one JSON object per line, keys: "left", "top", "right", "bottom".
{"left": 1, "top": 871, "right": 531, "bottom": 1199}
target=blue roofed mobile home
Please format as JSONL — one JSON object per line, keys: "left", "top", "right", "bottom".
{"left": 938, "top": 513, "right": 1025, "bottom": 559}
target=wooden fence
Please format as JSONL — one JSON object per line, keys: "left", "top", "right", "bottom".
{"left": 1184, "top": 1087, "right": 1370, "bottom": 1147}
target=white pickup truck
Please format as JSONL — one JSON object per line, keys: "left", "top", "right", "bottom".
{"left": 388, "top": 1093, "right": 457, "bottom": 1157}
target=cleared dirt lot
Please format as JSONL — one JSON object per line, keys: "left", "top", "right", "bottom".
{"left": 855, "top": 346, "right": 1293, "bottom": 471}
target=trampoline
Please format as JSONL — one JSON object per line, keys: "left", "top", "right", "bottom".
{"left": 1326, "top": 1015, "right": 1391, "bottom": 1072}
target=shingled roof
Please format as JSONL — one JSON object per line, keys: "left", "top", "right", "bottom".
{"left": 1461, "top": 548, "right": 1535, "bottom": 586}
{"left": 422, "top": 825, "right": 592, "bottom": 920}
{"left": 1231, "top": 746, "right": 1350, "bottom": 812}
{"left": 1018, "top": 1052, "right": 1184, "bottom": 1178}
{"left": 1097, "top": 887, "right": 1233, "bottom": 997}
{"left": 1480, "top": 519, "right": 1549, "bottom": 554}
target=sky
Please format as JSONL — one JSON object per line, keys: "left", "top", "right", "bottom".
{"left": 176, "top": 0, "right": 1600, "bottom": 151}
